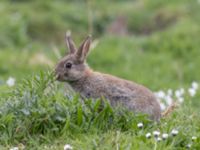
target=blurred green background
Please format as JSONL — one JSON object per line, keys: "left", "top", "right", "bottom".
{"left": 1, "top": 0, "right": 200, "bottom": 149}
{"left": 0, "top": 0, "right": 200, "bottom": 90}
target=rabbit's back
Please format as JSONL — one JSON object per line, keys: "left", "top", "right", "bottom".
{"left": 71, "top": 71, "right": 161, "bottom": 121}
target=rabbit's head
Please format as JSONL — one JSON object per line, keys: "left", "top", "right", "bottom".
{"left": 55, "top": 32, "right": 92, "bottom": 82}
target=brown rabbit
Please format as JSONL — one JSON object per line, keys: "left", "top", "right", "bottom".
{"left": 55, "top": 32, "right": 161, "bottom": 121}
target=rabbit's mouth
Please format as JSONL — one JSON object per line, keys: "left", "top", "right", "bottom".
{"left": 55, "top": 73, "right": 65, "bottom": 81}
{"left": 55, "top": 73, "right": 61, "bottom": 81}
{"left": 55, "top": 72, "right": 71, "bottom": 82}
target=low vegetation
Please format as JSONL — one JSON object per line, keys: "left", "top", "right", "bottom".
{"left": 0, "top": 0, "right": 200, "bottom": 149}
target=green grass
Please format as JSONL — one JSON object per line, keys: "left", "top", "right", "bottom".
{"left": 0, "top": 72, "right": 200, "bottom": 149}
{"left": 0, "top": 0, "right": 200, "bottom": 149}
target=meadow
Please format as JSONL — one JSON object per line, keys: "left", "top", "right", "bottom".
{"left": 0, "top": 0, "right": 200, "bottom": 149}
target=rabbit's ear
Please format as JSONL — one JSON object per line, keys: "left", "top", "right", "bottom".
{"left": 76, "top": 35, "right": 92, "bottom": 62}
{"left": 65, "top": 31, "right": 77, "bottom": 54}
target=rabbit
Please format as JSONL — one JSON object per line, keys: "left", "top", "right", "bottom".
{"left": 55, "top": 32, "right": 162, "bottom": 121}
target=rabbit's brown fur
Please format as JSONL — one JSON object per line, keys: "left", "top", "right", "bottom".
{"left": 55, "top": 32, "right": 161, "bottom": 121}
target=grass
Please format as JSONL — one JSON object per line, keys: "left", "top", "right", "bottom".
{"left": 0, "top": 0, "right": 200, "bottom": 149}
{"left": 1, "top": 72, "right": 200, "bottom": 149}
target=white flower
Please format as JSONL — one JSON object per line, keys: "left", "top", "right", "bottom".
{"left": 165, "top": 95, "right": 173, "bottom": 105}
{"left": 186, "top": 143, "right": 191, "bottom": 148}
{"left": 6, "top": 77, "right": 15, "bottom": 87}
{"left": 171, "top": 129, "right": 178, "bottom": 136}
{"left": 155, "top": 91, "right": 165, "bottom": 99}
{"left": 64, "top": 144, "right": 73, "bottom": 150}
{"left": 188, "top": 88, "right": 196, "bottom": 97}
{"left": 156, "top": 137, "right": 162, "bottom": 142}
{"left": 192, "top": 81, "right": 198, "bottom": 90}
{"left": 10, "top": 147, "right": 19, "bottom": 150}
{"left": 177, "top": 97, "right": 184, "bottom": 103}
{"left": 146, "top": 133, "right": 151, "bottom": 139}
{"left": 160, "top": 103, "right": 166, "bottom": 111}
{"left": 162, "top": 133, "right": 169, "bottom": 140}
{"left": 175, "top": 89, "right": 183, "bottom": 98}
{"left": 137, "top": 122, "right": 143, "bottom": 128}
{"left": 192, "top": 136, "right": 197, "bottom": 141}
{"left": 153, "top": 131, "right": 160, "bottom": 137}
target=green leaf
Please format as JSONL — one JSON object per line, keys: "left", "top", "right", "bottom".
{"left": 77, "top": 105, "right": 83, "bottom": 126}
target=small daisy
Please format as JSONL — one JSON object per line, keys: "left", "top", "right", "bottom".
{"left": 171, "top": 129, "right": 178, "bottom": 136}
{"left": 156, "top": 137, "right": 162, "bottom": 142}
{"left": 156, "top": 91, "right": 165, "bottom": 99}
{"left": 64, "top": 144, "right": 73, "bottom": 150}
{"left": 175, "top": 90, "right": 182, "bottom": 98}
{"left": 6, "top": 77, "right": 15, "bottom": 87}
{"left": 177, "top": 97, "right": 184, "bottom": 103}
{"left": 186, "top": 143, "right": 191, "bottom": 148}
{"left": 160, "top": 103, "right": 166, "bottom": 111}
{"left": 137, "top": 122, "right": 143, "bottom": 129}
{"left": 165, "top": 95, "right": 173, "bottom": 105}
{"left": 162, "top": 133, "right": 169, "bottom": 140}
{"left": 153, "top": 131, "right": 160, "bottom": 137}
{"left": 146, "top": 133, "right": 151, "bottom": 139}
{"left": 188, "top": 88, "right": 196, "bottom": 97}
{"left": 192, "top": 81, "right": 198, "bottom": 90}
{"left": 192, "top": 136, "right": 197, "bottom": 141}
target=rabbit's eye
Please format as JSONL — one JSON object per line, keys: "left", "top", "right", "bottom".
{"left": 65, "top": 62, "right": 72, "bottom": 69}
